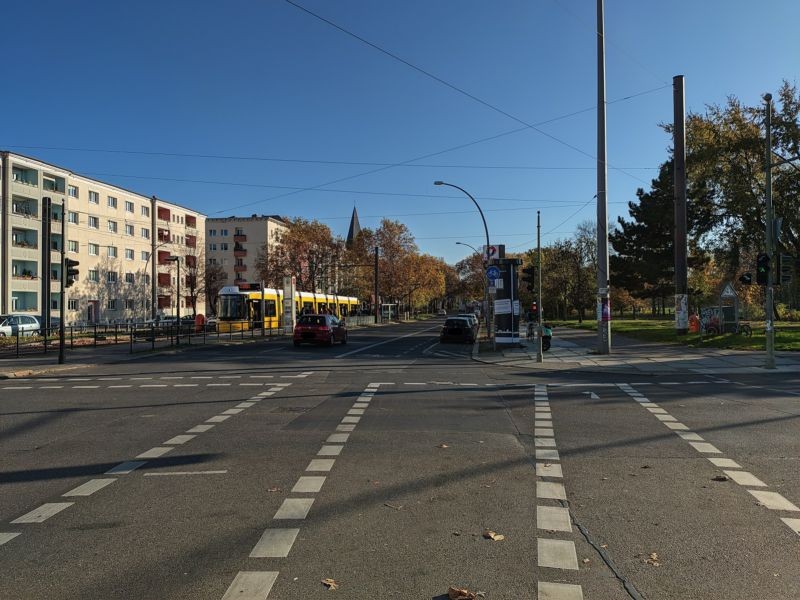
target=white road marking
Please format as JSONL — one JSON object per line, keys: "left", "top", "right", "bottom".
{"left": 646, "top": 407, "right": 668, "bottom": 414}
{"left": 207, "top": 415, "right": 231, "bottom": 423}
{"left": 537, "top": 507, "right": 571, "bottom": 532}
{"left": 292, "top": 476, "right": 326, "bottom": 493}
{"left": 723, "top": 470, "right": 767, "bottom": 487}
{"left": 341, "top": 416, "right": 360, "bottom": 424}
{"left": 208, "top": 383, "right": 231, "bottom": 387}
{"left": 130, "top": 377, "right": 153, "bottom": 380}
{"left": 688, "top": 441, "right": 721, "bottom": 454}
{"left": 105, "top": 461, "right": 147, "bottom": 475}
{"left": 537, "top": 481, "right": 567, "bottom": 500}
{"left": 327, "top": 433, "right": 350, "bottom": 443}
{"left": 11, "top": 503, "right": 73, "bottom": 523}
{"left": 63, "top": 479, "right": 116, "bottom": 497}
{"left": 537, "top": 581, "right": 584, "bottom": 600}
{"left": 664, "top": 422, "right": 690, "bottom": 430}
{"left": 237, "top": 402, "right": 256, "bottom": 408}
{"left": 535, "top": 428, "right": 555, "bottom": 437}
{"left": 347, "top": 408, "right": 365, "bottom": 416}
{"left": 534, "top": 402, "right": 550, "bottom": 407}
{"left": 136, "top": 447, "right": 173, "bottom": 459}
{"left": 337, "top": 326, "right": 441, "bottom": 358}
{"left": 274, "top": 498, "right": 314, "bottom": 519}
{"left": 174, "top": 384, "right": 199, "bottom": 387}
{"left": 190, "top": 376, "right": 212, "bottom": 379}
{"left": 250, "top": 529, "right": 300, "bottom": 558}
{"left": 164, "top": 434, "right": 196, "bottom": 445}
{"left": 536, "top": 449, "right": 560, "bottom": 461}
{"left": 187, "top": 425, "right": 215, "bottom": 433}
{"left": 654, "top": 414, "right": 678, "bottom": 422}
{"left": 781, "top": 518, "right": 800, "bottom": 536}
{"left": 221, "top": 571, "right": 278, "bottom": 600}
{"left": 353, "top": 403, "right": 369, "bottom": 409}
{"left": 536, "top": 463, "right": 563, "bottom": 478}
{"left": 240, "top": 383, "right": 263, "bottom": 386}
{"left": 708, "top": 457, "right": 741, "bottom": 468}
{"left": 67, "top": 378, "right": 91, "bottom": 381}
{"left": 336, "top": 424, "right": 356, "bottom": 432}
{"left": 677, "top": 432, "right": 705, "bottom": 441}
{"left": 160, "top": 376, "right": 184, "bottom": 380}
{"left": 641, "top": 402, "right": 660, "bottom": 408}
{"left": 108, "top": 385, "right": 133, "bottom": 389}
{"left": 220, "top": 375, "right": 242, "bottom": 379}
{"left": 74, "top": 385, "right": 99, "bottom": 389}
{"left": 748, "top": 490, "right": 800, "bottom": 511}
{"left": 306, "top": 459, "right": 335, "bottom": 472}
{"left": 258, "top": 392, "right": 275, "bottom": 397}
{"left": 40, "top": 385, "right": 64, "bottom": 389}
{"left": 249, "top": 375, "right": 274, "bottom": 378}
{"left": 535, "top": 421, "right": 553, "bottom": 428}
{"left": 534, "top": 438, "right": 557, "bottom": 447}
{"left": 318, "top": 445, "right": 343, "bottom": 456}
{"left": 140, "top": 384, "right": 167, "bottom": 388}
{"left": 222, "top": 408, "right": 245, "bottom": 415}
{"left": 537, "top": 538, "right": 579, "bottom": 570}
{"left": 0, "top": 533, "right": 20, "bottom": 546}
{"left": 144, "top": 471, "right": 228, "bottom": 476}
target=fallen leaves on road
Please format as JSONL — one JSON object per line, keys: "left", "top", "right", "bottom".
{"left": 448, "top": 586, "right": 478, "bottom": 600}
{"left": 267, "top": 487, "right": 282, "bottom": 493}
{"left": 482, "top": 529, "right": 505, "bottom": 541}
{"left": 582, "top": 558, "right": 591, "bottom": 564}
{"left": 600, "top": 543, "right": 609, "bottom": 549}
{"left": 437, "top": 443, "right": 450, "bottom": 449}
{"left": 711, "top": 475, "right": 730, "bottom": 482}
{"left": 383, "top": 502, "right": 403, "bottom": 511}
{"left": 321, "top": 578, "right": 339, "bottom": 590}
{"left": 645, "top": 552, "right": 661, "bottom": 567}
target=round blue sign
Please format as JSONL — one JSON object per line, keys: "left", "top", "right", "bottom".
{"left": 486, "top": 266, "right": 501, "bottom": 280}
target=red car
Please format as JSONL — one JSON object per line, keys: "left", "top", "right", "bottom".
{"left": 293, "top": 314, "right": 348, "bottom": 346}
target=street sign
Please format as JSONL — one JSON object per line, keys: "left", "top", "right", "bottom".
{"left": 486, "top": 266, "right": 500, "bottom": 280}
{"left": 494, "top": 298, "right": 511, "bottom": 315}
{"left": 720, "top": 282, "right": 737, "bottom": 298}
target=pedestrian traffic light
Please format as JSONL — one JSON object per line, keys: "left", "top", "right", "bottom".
{"left": 756, "top": 253, "right": 770, "bottom": 286}
{"left": 65, "top": 259, "right": 80, "bottom": 288}
{"left": 521, "top": 265, "right": 536, "bottom": 292}
{"left": 738, "top": 272, "right": 752, "bottom": 285}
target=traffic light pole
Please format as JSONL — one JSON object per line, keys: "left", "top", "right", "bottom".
{"left": 58, "top": 202, "right": 66, "bottom": 364}
{"left": 536, "top": 211, "right": 543, "bottom": 363}
{"left": 764, "top": 94, "right": 776, "bottom": 369}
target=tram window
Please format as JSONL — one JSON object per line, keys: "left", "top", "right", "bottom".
{"left": 265, "top": 300, "right": 277, "bottom": 317}
{"left": 340, "top": 304, "right": 348, "bottom": 316}
{"left": 302, "top": 301, "right": 313, "bottom": 313}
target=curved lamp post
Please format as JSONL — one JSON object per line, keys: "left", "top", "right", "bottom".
{"left": 434, "top": 181, "right": 491, "bottom": 335}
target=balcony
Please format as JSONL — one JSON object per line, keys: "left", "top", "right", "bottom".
{"left": 234, "top": 234, "right": 247, "bottom": 243}
{"left": 185, "top": 255, "right": 197, "bottom": 269}
{"left": 185, "top": 215, "right": 197, "bottom": 229}
{"left": 234, "top": 249, "right": 247, "bottom": 258}
{"left": 157, "top": 273, "right": 171, "bottom": 287}
{"left": 157, "top": 296, "right": 172, "bottom": 309}
{"left": 157, "top": 207, "right": 171, "bottom": 222}
{"left": 234, "top": 265, "right": 247, "bottom": 273}
{"left": 158, "top": 228, "right": 170, "bottom": 242}
{"left": 157, "top": 250, "right": 172, "bottom": 265}
{"left": 12, "top": 199, "right": 38, "bottom": 219}
{"left": 185, "top": 235, "right": 197, "bottom": 249}
{"left": 12, "top": 167, "right": 38, "bottom": 187}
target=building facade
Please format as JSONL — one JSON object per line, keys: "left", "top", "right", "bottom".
{"left": 206, "top": 215, "right": 288, "bottom": 287}
{"left": 0, "top": 151, "right": 206, "bottom": 323}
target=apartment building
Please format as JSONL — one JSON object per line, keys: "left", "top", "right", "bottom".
{"left": 206, "top": 215, "right": 288, "bottom": 286}
{"left": 0, "top": 151, "right": 206, "bottom": 323}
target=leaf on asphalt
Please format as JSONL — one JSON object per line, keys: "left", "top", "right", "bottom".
{"left": 482, "top": 529, "right": 505, "bottom": 541}
{"left": 437, "top": 443, "right": 450, "bottom": 448}
{"left": 383, "top": 502, "right": 403, "bottom": 511}
{"left": 321, "top": 578, "right": 339, "bottom": 590}
{"left": 267, "top": 487, "right": 282, "bottom": 493}
{"left": 582, "top": 558, "right": 591, "bottom": 564}
{"left": 600, "top": 543, "right": 609, "bottom": 549}
{"left": 712, "top": 475, "right": 730, "bottom": 482}
{"left": 645, "top": 552, "right": 661, "bottom": 567}
{"left": 448, "top": 587, "right": 478, "bottom": 600}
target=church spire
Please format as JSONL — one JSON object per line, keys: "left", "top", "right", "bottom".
{"left": 346, "top": 206, "right": 361, "bottom": 249}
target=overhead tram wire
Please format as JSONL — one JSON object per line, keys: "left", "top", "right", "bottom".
{"left": 283, "top": 0, "right": 658, "bottom": 186}
{"left": 509, "top": 196, "right": 597, "bottom": 249}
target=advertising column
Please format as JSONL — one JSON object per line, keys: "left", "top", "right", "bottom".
{"left": 282, "top": 275, "right": 296, "bottom": 331}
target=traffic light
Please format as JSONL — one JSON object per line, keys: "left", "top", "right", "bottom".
{"left": 531, "top": 301, "right": 539, "bottom": 321}
{"left": 738, "top": 272, "right": 752, "bottom": 285}
{"left": 65, "top": 259, "right": 80, "bottom": 288}
{"left": 756, "top": 253, "right": 770, "bottom": 286}
{"left": 521, "top": 265, "right": 537, "bottom": 292}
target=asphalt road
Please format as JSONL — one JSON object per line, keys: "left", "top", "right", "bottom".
{"left": 1, "top": 318, "right": 799, "bottom": 599}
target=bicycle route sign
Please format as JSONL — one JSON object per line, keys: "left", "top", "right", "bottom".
{"left": 486, "top": 266, "right": 501, "bottom": 281}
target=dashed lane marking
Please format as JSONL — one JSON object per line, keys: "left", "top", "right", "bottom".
{"left": 537, "top": 481, "right": 567, "bottom": 501}
{"left": 537, "top": 538, "right": 579, "bottom": 570}
{"left": 723, "top": 470, "right": 767, "bottom": 487}
{"left": 164, "top": 434, "right": 196, "bottom": 445}
{"left": 187, "top": 425, "right": 215, "bottom": 433}
{"left": 317, "top": 445, "right": 343, "bottom": 457}
{"left": 105, "top": 461, "right": 146, "bottom": 475}
{"left": 306, "top": 459, "right": 335, "bottom": 472}
{"left": 537, "top": 506, "right": 571, "bottom": 532}
{"left": 136, "top": 447, "right": 173, "bottom": 459}
{"left": 708, "top": 458, "right": 741, "bottom": 468}
{"left": 537, "top": 581, "right": 584, "bottom": 600}
{"left": 249, "top": 529, "right": 300, "bottom": 558}
{"left": 11, "top": 503, "right": 74, "bottom": 524}
{"left": 207, "top": 415, "right": 232, "bottom": 423}
{"left": 748, "top": 491, "right": 800, "bottom": 512}
{"left": 781, "top": 518, "right": 800, "bottom": 536}
{"left": 0, "top": 533, "right": 20, "bottom": 546}
{"left": 63, "top": 479, "right": 116, "bottom": 497}
{"left": 221, "top": 571, "right": 278, "bottom": 600}
{"left": 291, "top": 476, "right": 326, "bottom": 493}
{"left": 144, "top": 471, "right": 228, "bottom": 477}
{"left": 273, "top": 498, "right": 314, "bottom": 520}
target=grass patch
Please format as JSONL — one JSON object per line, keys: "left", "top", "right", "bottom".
{"left": 550, "top": 318, "right": 800, "bottom": 351}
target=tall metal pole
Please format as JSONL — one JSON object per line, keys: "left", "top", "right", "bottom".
{"left": 374, "top": 246, "right": 379, "bottom": 324}
{"left": 151, "top": 196, "right": 158, "bottom": 320}
{"left": 175, "top": 258, "right": 181, "bottom": 346}
{"left": 673, "top": 75, "right": 689, "bottom": 335}
{"left": 58, "top": 202, "right": 66, "bottom": 364}
{"left": 41, "top": 196, "right": 52, "bottom": 349}
{"left": 764, "top": 94, "right": 776, "bottom": 369}
{"left": 536, "top": 210, "right": 543, "bottom": 363}
{"left": 596, "top": 0, "right": 611, "bottom": 354}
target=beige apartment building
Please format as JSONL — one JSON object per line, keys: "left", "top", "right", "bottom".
{"left": 206, "top": 215, "right": 288, "bottom": 287}
{"left": 0, "top": 151, "right": 206, "bottom": 323}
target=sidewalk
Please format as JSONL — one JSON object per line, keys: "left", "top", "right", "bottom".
{"left": 474, "top": 326, "right": 800, "bottom": 375}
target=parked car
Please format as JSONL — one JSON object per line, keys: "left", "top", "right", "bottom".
{"left": 436, "top": 309, "right": 447, "bottom": 316}
{"left": 457, "top": 313, "right": 479, "bottom": 328}
{"left": 0, "top": 314, "right": 41, "bottom": 337}
{"left": 440, "top": 317, "right": 476, "bottom": 344}
{"left": 293, "top": 314, "right": 348, "bottom": 346}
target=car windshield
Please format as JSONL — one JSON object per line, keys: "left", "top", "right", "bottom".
{"left": 298, "top": 316, "right": 326, "bottom": 326}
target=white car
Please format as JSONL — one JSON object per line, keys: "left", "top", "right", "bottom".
{"left": 457, "top": 313, "right": 479, "bottom": 328}
{"left": 0, "top": 314, "right": 41, "bottom": 337}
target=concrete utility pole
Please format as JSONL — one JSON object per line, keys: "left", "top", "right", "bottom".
{"left": 58, "top": 202, "right": 66, "bottom": 364}
{"left": 42, "top": 196, "right": 52, "bottom": 350}
{"left": 536, "top": 210, "right": 543, "bottom": 363}
{"left": 596, "top": 0, "right": 611, "bottom": 353}
{"left": 673, "top": 75, "right": 689, "bottom": 335}
{"left": 374, "top": 246, "right": 379, "bottom": 324}
{"left": 764, "top": 94, "right": 776, "bottom": 369}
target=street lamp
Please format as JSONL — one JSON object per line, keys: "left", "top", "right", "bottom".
{"left": 166, "top": 256, "right": 181, "bottom": 345}
{"left": 435, "top": 181, "right": 491, "bottom": 334}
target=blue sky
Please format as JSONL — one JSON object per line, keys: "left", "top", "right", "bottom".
{"left": 6, "top": 0, "right": 799, "bottom": 264}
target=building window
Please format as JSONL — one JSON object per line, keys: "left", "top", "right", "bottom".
{"left": 108, "top": 220, "right": 118, "bottom": 233}
{"left": 125, "top": 299, "right": 134, "bottom": 310}
{"left": 107, "top": 196, "right": 117, "bottom": 209}
{"left": 88, "top": 269, "right": 99, "bottom": 282}
{"left": 141, "top": 205, "right": 150, "bottom": 217}
{"left": 141, "top": 250, "right": 150, "bottom": 261}
{"left": 88, "top": 190, "right": 99, "bottom": 204}
{"left": 88, "top": 216, "right": 99, "bottom": 229}
{"left": 209, "top": 229, "right": 217, "bottom": 237}
{"left": 142, "top": 273, "right": 150, "bottom": 285}
{"left": 88, "top": 243, "right": 99, "bottom": 256}
{"left": 220, "top": 229, "right": 229, "bottom": 236}
{"left": 220, "top": 243, "right": 229, "bottom": 251}
{"left": 107, "top": 246, "right": 118, "bottom": 258}
{"left": 107, "top": 272, "right": 118, "bottom": 283}
{"left": 125, "top": 224, "right": 134, "bottom": 236}
{"left": 209, "top": 243, "right": 217, "bottom": 251}
{"left": 68, "top": 211, "right": 79, "bottom": 224}
{"left": 68, "top": 240, "right": 79, "bottom": 253}
{"left": 141, "top": 228, "right": 150, "bottom": 239}
{"left": 68, "top": 299, "right": 78, "bottom": 310}
{"left": 235, "top": 258, "right": 244, "bottom": 266}
{"left": 235, "top": 228, "right": 244, "bottom": 236}
{"left": 125, "top": 272, "right": 135, "bottom": 284}
{"left": 107, "top": 299, "right": 117, "bottom": 310}
{"left": 125, "top": 200, "right": 134, "bottom": 212}
{"left": 125, "top": 248, "right": 134, "bottom": 260}
{"left": 208, "top": 258, "right": 217, "bottom": 265}
{"left": 68, "top": 185, "right": 79, "bottom": 198}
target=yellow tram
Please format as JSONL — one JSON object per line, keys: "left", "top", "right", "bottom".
{"left": 216, "top": 284, "right": 360, "bottom": 332}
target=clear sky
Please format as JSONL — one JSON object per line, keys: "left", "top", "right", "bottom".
{"left": 5, "top": 0, "right": 799, "bottom": 264}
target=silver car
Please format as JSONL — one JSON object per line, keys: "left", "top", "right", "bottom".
{"left": 0, "top": 314, "right": 41, "bottom": 337}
